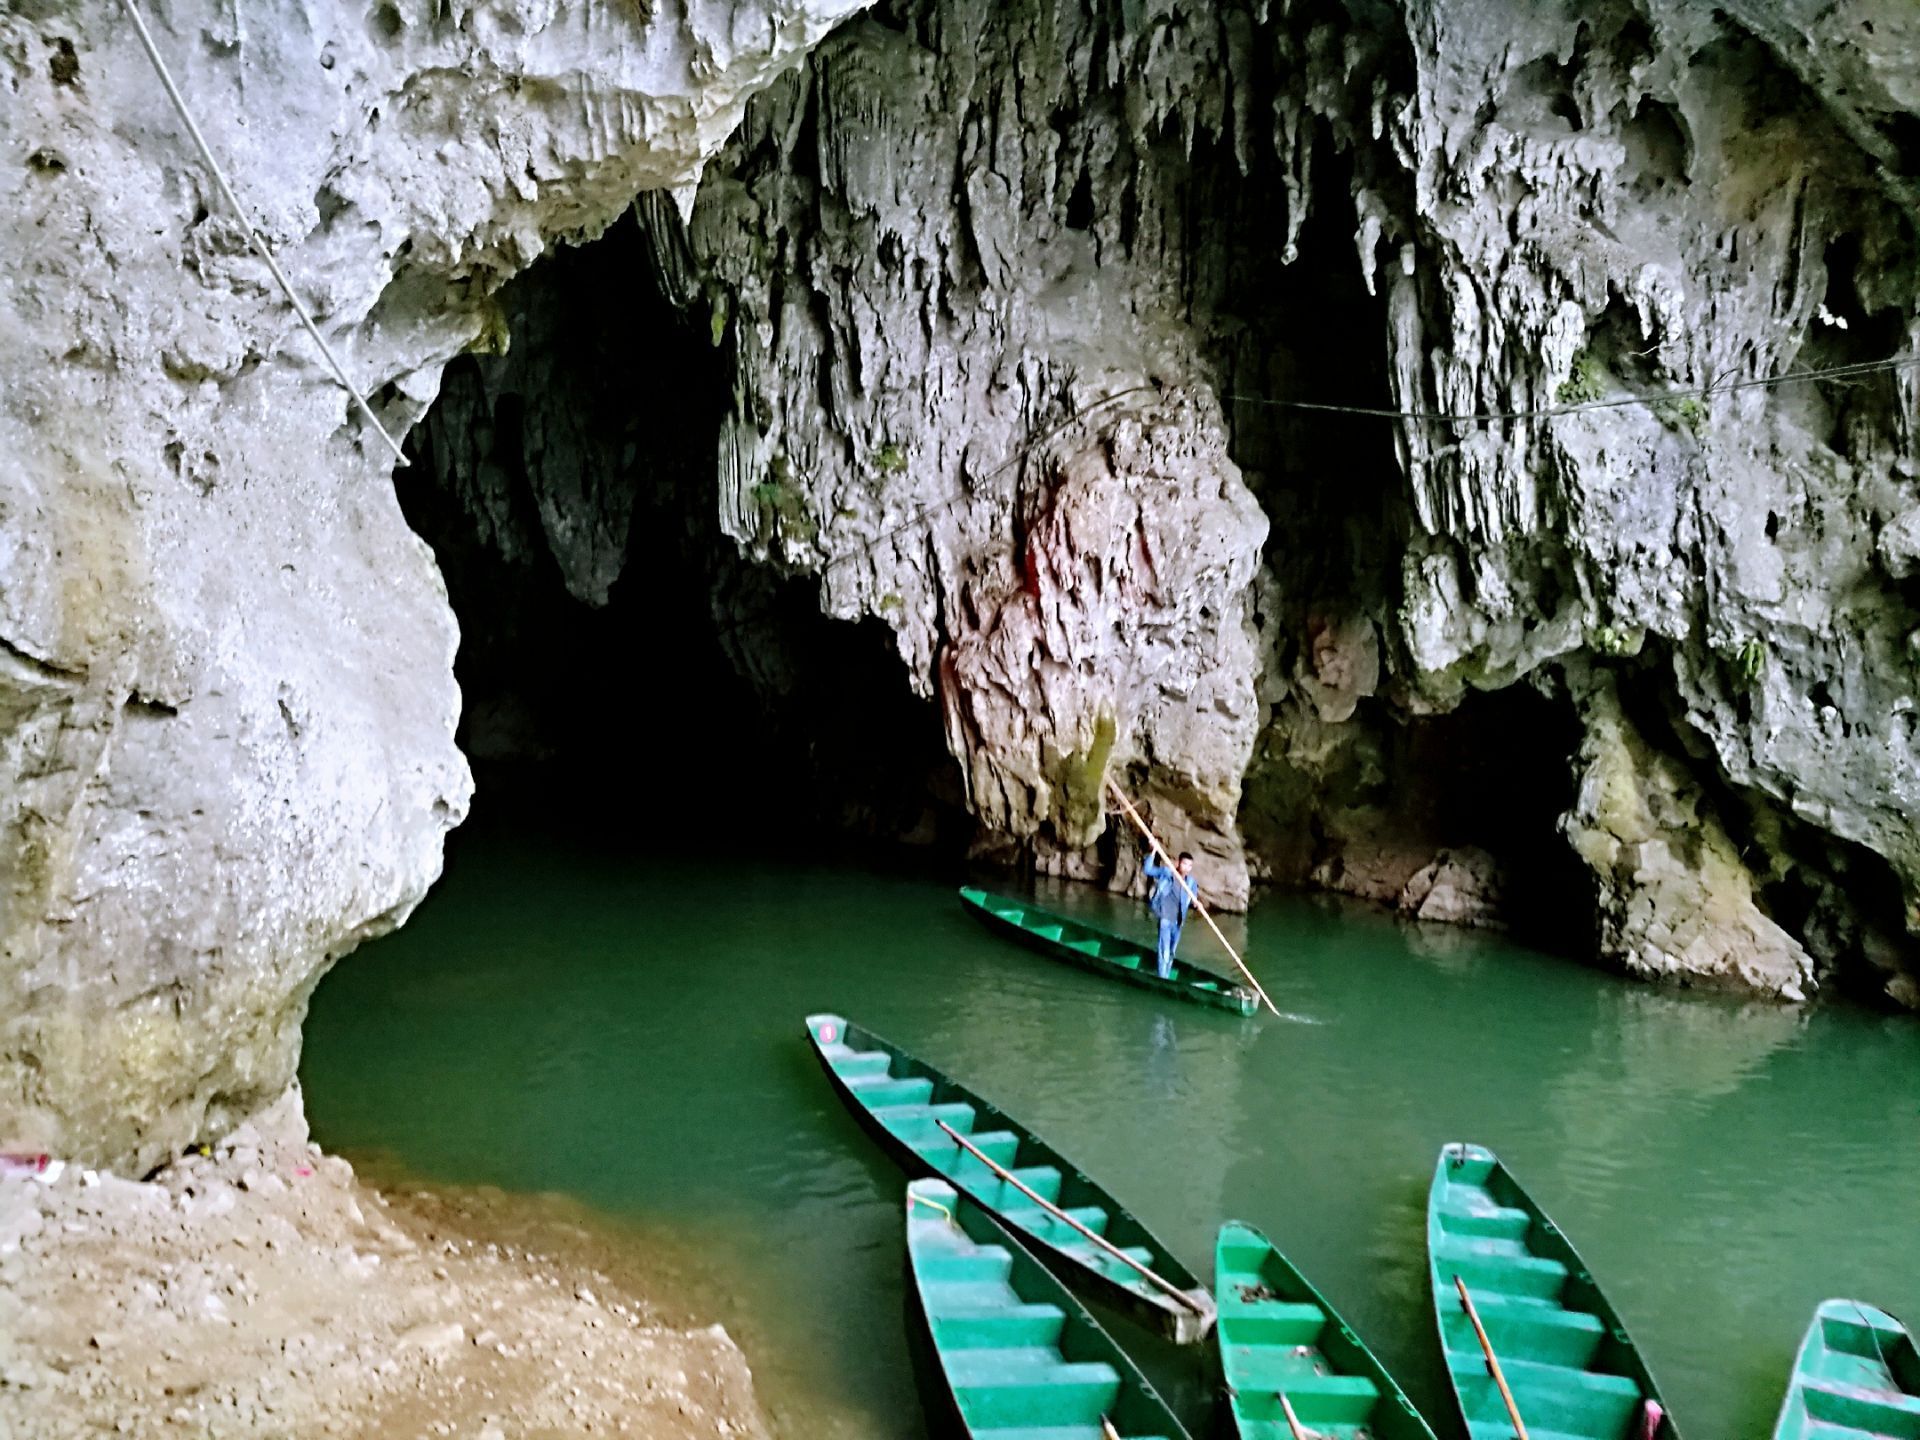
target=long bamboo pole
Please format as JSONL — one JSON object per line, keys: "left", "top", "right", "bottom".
{"left": 1278, "top": 1391, "right": 1313, "bottom": 1440}
{"left": 1100, "top": 1419, "right": 1122, "bottom": 1440}
{"left": 934, "top": 1120, "right": 1206, "bottom": 1316}
{"left": 1454, "top": 1275, "right": 1529, "bottom": 1440}
{"left": 1105, "top": 778, "right": 1279, "bottom": 1016}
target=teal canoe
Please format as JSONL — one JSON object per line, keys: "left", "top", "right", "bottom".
{"left": 1772, "top": 1299, "right": 1919, "bottom": 1439}
{"left": 959, "top": 886, "right": 1258, "bottom": 1016}
{"left": 807, "top": 1013, "right": 1216, "bottom": 1343}
{"left": 907, "top": 1178, "right": 1193, "bottom": 1440}
{"left": 1427, "top": 1143, "right": 1678, "bottom": 1440}
{"left": 1216, "top": 1220, "right": 1437, "bottom": 1440}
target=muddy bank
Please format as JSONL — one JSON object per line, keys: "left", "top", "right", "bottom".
{"left": 0, "top": 1089, "right": 767, "bottom": 1439}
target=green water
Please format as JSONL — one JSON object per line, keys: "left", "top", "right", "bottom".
{"left": 300, "top": 828, "right": 1920, "bottom": 1439}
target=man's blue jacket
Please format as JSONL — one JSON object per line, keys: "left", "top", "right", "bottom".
{"left": 1143, "top": 857, "right": 1194, "bottom": 925}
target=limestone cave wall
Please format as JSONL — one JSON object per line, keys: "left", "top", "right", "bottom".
{"left": 6, "top": 0, "right": 1920, "bottom": 1172}
{"left": 645, "top": 0, "right": 1920, "bottom": 1003}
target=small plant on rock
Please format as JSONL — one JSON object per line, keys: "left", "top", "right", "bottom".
{"left": 1557, "top": 347, "right": 1607, "bottom": 406}
{"left": 751, "top": 459, "right": 819, "bottom": 545}
{"left": 1590, "top": 623, "right": 1643, "bottom": 658}
{"left": 1651, "top": 394, "right": 1707, "bottom": 435}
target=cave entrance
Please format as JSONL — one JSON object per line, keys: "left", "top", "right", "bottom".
{"left": 396, "top": 211, "right": 960, "bottom": 858}
{"left": 1403, "top": 683, "right": 1593, "bottom": 951}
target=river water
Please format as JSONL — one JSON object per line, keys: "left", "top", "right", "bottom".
{"left": 300, "top": 827, "right": 1919, "bottom": 1439}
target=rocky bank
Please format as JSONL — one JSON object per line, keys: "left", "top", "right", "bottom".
{"left": 5, "top": 0, "right": 1920, "bottom": 1173}
{"left": 0, "top": 1088, "right": 768, "bottom": 1440}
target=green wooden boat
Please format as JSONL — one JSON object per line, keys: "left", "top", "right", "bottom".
{"left": 1215, "top": 1220, "right": 1437, "bottom": 1440}
{"left": 1772, "top": 1299, "right": 1920, "bottom": 1439}
{"left": 907, "top": 1178, "right": 1193, "bottom": 1440}
{"left": 807, "top": 1012, "right": 1216, "bottom": 1343}
{"left": 958, "top": 887, "right": 1258, "bottom": 1017}
{"left": 1427, "top": 1143, "right": 1678, "bottom": 1440}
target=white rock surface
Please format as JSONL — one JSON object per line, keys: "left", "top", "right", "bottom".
{"left": 0, "top": 0, "right": 867, "bottom": 1170}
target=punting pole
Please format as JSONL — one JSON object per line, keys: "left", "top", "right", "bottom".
{"left": 1454, "top": 1275, "right": 1530, "bottom": 1440}
{"left": 1104, "top": 778, "right": 1279, "bottom": 1016}
{"left": 1278, "top": 1391, "right": 1314, "bottom": 1440}
{"left": 933, "top": 1120, "right": 1206, "bottom": 1317}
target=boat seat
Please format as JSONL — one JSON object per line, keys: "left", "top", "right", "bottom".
{"left": 1059, "top": 1239, "right": 1158, "bottom": 1283}
{"left": 845, "top": 1074, "right": 933, "bottom": 1107}
{"left": 821, "top": 1044, "right": 893, "bottom": 1079}
{"left": 1219, "top": 1301, "right": 1328, "bottom": 1347}
{"left": 916, "top": 1245, "right": 1015, "bottom": 1284}
{"left": 951, "top": 1358, "right": 1121, "bottom": 1427}
{"left": 875, "top": 1101, "right": 978, "bottom": 1144}
{"left": 917, "top": 1129, "right": 1021, "bottom": 1170}
{"left": 987, "top": 1165, "right": 1064, "bottom": 1207}
{"left": 1466, "top": 1426, "right": 1607, "bottom": 1440}
{"left": 928, "top": 1303, "right": 1067, "bottom": 1350}
{"left": 1436, "top": 1201, "right": 1534, "bottom": 1242}
{"left": 1279, "top": 1373, "right": 1382, "bottom": 1426}
{"left": 999, "top": 1203, "right": 1111, "bottom": 1240}
{"left": 1450, "top": 1351, "right": 1642, "bottom": 1437}
{"left": 1439, "top": 1292, "right": 1606, "bottom": 1368}
{"left": 1807, "top": 1339, "right": 1917, "bottom": 1392}
{"left": 986, "top": 1430, "right": 1176, "bottom": 1440}
{"left": 1435, "top": 1245, "right": 1570, "bottom": 1300}
{"left": 1799, "top": 1377, "right": 1920, "bottom": 1436}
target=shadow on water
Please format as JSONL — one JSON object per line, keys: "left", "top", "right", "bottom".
{"left": 300, "top": 815, "right": 1920, "bottom": 1440}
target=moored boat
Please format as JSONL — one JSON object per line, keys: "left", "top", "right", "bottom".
{"left": 906, "top": 1178, "right": 1193, "bottom": 1440}
{"left": 1215, "top": 1220, "right": 1437, "bottom": 1440}
{"left": 807, "top": 1012, "right": 1216, "bottom": 1343}
{"left": 959, "top": 886, "right": 1259, "bottom": 1017}
{"left": 1427, "top": 1143, "right": 1677, "bottom": 1440}
{"left": 1771, "top": 1299, "right": 1919, "bottom": 1440}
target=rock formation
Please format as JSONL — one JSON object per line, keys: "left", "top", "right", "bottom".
{"left": 0, "top": 0, "right": 866, "bottom": 1171}
{"left": 648, "top": 0, "right": 1920, "bottom": 1001}
{"left": 6, "top": 0, "right": 1920, "bottom": 1170}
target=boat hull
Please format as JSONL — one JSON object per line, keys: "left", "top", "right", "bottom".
{"left": 959, "top": 887, "right": 1259, "bottom": 1016}
{"left": 1215, "top": 1220, "right": 1437, "bottom": 1440}
{"left": 808, "top": 1012, "right": 1216, "bottom": 1344}
{"left": 1772, "top": 1299, "right": 1920, "bottom": 1440}
{"left": 906, "top": 1179, "right": 1193, "bottom": 1440}
{"left": 1426, "top": 1142, "right": 1678, "bottom": 1440}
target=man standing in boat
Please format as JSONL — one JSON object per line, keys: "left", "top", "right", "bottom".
{"left": 1142, "top": 850, "right": 1197, "bottom": 979}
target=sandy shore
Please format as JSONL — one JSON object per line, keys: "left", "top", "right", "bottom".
{"left": 0, "top": 1088, "right": 768, "bottom": 1439}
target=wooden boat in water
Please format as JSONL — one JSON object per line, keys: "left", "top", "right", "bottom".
{"left": 1215, "top": 1220, "right": 1437, "bottom": 1440}
{"left": 1772, "top": 1299, "right": 1920, "bottom": 1440}
{"left": 807, "top": 1012, "right": 1216, "bottom": 1343}
{"left": 1427, "top": 1143, "right": 1678, "bottom": 1440}
{"left": 906, "top": 1178, "right": 1193, "bottom": 1440}
{"left": 958, "top": 887, "right": 1258, "bottom": 1017}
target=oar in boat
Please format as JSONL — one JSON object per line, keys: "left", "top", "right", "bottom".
{"left": 1426, "top": 1143, "right": 1679, "bottom": 1439}
{"left": 935, "top": 1119, "right": 1207, "bottom": 1322}
{"left": 1214, "top": 1219, "right": 1437, "bottom": 1440}
{"left": 1455, "top": 1275, "right": 1530, "bottom": 1440}
{"left": 806, "top": 1013, "right": 1216, "bottom": 1343}
{"left": 1105, "top": 778, "right": 1279, "bottom": 1016}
